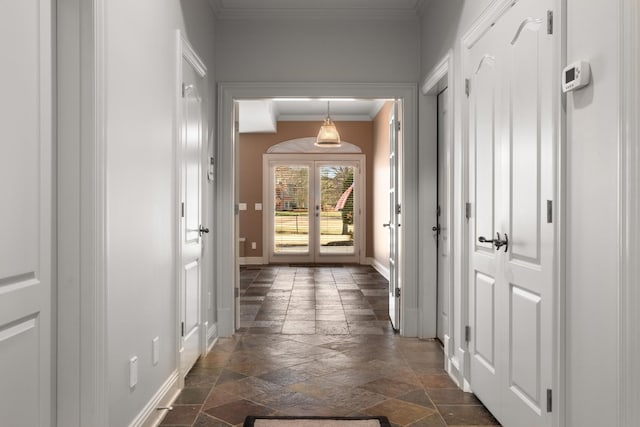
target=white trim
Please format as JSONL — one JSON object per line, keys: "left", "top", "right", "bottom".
{"left": 368, "top": 257, "right": 390, "bottom": 281}
{"left": 218, "top": 82, "right": 418, "bottom": 337}
{"left": 207, "top": 324, "right": 218, "bottom": 352}
{"left": 420, "top": 50, "right": 456, "bottom": 348}
{"left": 239, "top": 257, "right": 265, "bottom": 265}
{"left": 127, "top": 371, "right": 180, "bottom": 427}
{"left": 84, "top": 0, "right": 109, "bottom": 424}
{"left": 421, "top": 52, "right": 451, "bottom": 95}
{"left": 619, "top": 0, "right": 640, "bottom": 424}
{"left": 460, "top": 0, "right": 517, "bottom": 49}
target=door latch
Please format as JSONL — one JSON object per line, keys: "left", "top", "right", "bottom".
{"left": 478, "top": 232, "right": 509, "bottom": 252}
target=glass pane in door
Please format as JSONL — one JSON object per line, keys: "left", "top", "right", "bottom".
{"left": 319, "top": 165, "right": 355, "bottom": 255}
{"left": 274, "top": 165, "right": 309, "bottom": 254}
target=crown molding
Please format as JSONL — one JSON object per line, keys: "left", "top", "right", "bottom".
{"left": 209, "top": 0, "right": 426, "bottom": 21}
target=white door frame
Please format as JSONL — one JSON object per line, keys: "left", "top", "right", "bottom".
{"left": 460, "top": 0, "right": 564, "bottom": 424}
{"left": 420, "top": 50, "right": 458, "bottom": 379}
{"left": 217, "top": 83, "right": 418, "bottom": 336}
{"left": 175, "top": 30, "right": 208, "bottom": 384}
{"left": 263, "top": 154, "right": 366, "bottom": 265}
{"left": 620, "top": 0, "right": 640, "bottom": 423}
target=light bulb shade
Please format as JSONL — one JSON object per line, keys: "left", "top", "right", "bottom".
{"left": 315, "top": 118, "right": 342, "bottom": 147}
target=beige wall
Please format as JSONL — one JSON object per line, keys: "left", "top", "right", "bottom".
{"left": 372, "top": 102, "right": 393, "bottom": 269}
{"left": 239, "top": 121, "right": 374, "bottom": 259}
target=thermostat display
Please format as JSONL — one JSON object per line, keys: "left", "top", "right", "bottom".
{"left": 562, "top": 61, "right": 591, "bottom": 93}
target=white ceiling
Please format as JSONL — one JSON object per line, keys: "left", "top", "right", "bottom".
{"left": 238, "top": 99, "right": 388, "bottom": 133}
{"left": 209, "top": 0, "right": 430, "bottom": 20}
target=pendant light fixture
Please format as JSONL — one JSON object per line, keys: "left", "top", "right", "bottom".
{"left": 315, "top": 100, "right": 341, "bottom": 147}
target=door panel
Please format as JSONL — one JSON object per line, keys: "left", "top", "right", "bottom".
{"left": 180, "top": 53, "right": 205, "bottom": 377}
{"left": 467, "top": 0, "right": 554, "bottom": 426}
{"left": 474, "top": 272, "right": 496, "bottom": 370}
{"left": 0, "top": 0, "right": 52, "bottom": 424}
{"left": 468, "top": 24, "right": 502, "bottom": 414}
{"left": 502, "top": 0, "right": 554, "bottom": 424}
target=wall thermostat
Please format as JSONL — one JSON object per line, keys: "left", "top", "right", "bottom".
{"left": 562, "top": 61, "right": 591, "bottom": 93}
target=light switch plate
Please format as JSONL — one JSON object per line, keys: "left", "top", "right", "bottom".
{"left": 238, "top": 203, "right": 247, "bottom": 211}
{"left": 251, "top": 242, "right": 257, "bottom": 250}
{"left": 255, "top": 203, "right": 262, "bottom": 211}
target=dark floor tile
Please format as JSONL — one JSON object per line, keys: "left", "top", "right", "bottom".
{"left": 215, "top": 369, "right": 247, "bottom": 385}
{"left": 159, "top": 405, "right": 201, "bottom": 426}
{"left": 174, "top": 386, "right": 213, "bottom": 404}
{"left": 420, "top": 374, "right": 459, "bottom": 390}
{"left": 360, "top": 377, "right": 420, "bottom": 398}
{"left": 192, "top": 413, "right": 232, "bottom": 427}
{"left": 428, "top": 389, "right": 481, "bottom": 405}
{"left": 437, "top": 404, "right": 501, "bottom": 425}
{"left": 204, "top": 399, "right": 272, "bottom": 426}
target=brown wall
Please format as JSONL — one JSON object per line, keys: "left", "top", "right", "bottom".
{"left": 372, "top": 102, "right": 393, "bottom": 269}
{"left": 239, "top": 121, "right": 375, "bottom": 259}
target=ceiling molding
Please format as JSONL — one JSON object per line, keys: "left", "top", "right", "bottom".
{"left": 209, "top": 0, "right": 426, "bottom": 21}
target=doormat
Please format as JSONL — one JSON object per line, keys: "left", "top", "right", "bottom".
{"left": 243, "top": 416, "right": 391, "bottom": 427}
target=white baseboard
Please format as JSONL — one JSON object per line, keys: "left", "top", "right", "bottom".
{"left": 367, "top": 257, "right": 390, "bottom": 281}
{"left": 207, "top": 323, "right": 218, "bottom": 352}
{"left": 239, "top": 256, "right": 265, "bottom": 265}
{"left": 128, "top": 371, "right": 180, "bottom": 427}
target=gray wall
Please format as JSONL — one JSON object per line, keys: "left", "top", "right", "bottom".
{"left": 215, "top": 18, "right": 421, "bottom": 83}
{"left": 102, "top": 1, "right": 216, "bottom": 425}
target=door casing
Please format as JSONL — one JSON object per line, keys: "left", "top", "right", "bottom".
{"left": 217, "top": 83, "right": 419, "bottom": 337}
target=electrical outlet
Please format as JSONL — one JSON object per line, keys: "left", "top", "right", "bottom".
{"left": 129, "top": 356, "right": 138, "bottom": 388}
{"left": 255, "top": 203, "right": 262, "bottom": 211}
{"left": 251, "top": 242, "right": 257, "bottom": 250}
{"left": 152, "top": 337, "right": 159, "bottom": 366}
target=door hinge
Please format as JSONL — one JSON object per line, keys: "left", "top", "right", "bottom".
{"left": 235, "top": 287, "right": 240, "bottom": 297}
{"left": 234, "top": 204, "right": 240, "bottom": 215}
{"left": 465, "top": 202, "right": 472, "bottom": 220}
{"left": 181, "top": 322, "right": 185, "bottom": 337}
{"left": 465, "top": 325, "right": 471, "bottom": 342}
{"left": 465, "top": 78, "right": 471, "bottom": 97}
{"left": 546, "top": 389, "right": 553, "bottom": 412}
{"left": 395, "top": 288, "right": 401, "bottom": 298}
{"left": 547, "top": 200, "right": 553, "bottom": 223}
{"left": 181, "top": 202, "right": 185, "bottom": 218}
{"left": 397, "top": 121, "right": 401, "bottom": 132}
{"left": 396, "top": 204, "right": 401, "bottom": 215}
{"left": 547, "top": 11, "right": 553, "bottom": 35}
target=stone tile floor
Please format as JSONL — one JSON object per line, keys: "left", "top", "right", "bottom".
{"left": 160, "top": 265, "right": 500, "bottom": 427}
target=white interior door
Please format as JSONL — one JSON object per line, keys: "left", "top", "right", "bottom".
{"left": 387, "top": 102, "right": 401, "bottom": 330}
{"left": 179, "top": 47, "right": 207, "bottom": 377}
{"left": 436, "top": 87, "right": 450, "bottom": 343}
{"left": 267, "top": 156, "right": 362, "bottom": 264}
{"left": 468, "top": 1, "right": 555, "bottom": 426}
{"left": 0, "top": 0, "right": 53, "bottom": 425}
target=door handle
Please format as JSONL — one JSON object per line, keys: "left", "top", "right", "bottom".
{"left": 478, "top": 232, "right": 508, "bottom": 252}
{"left": 382, "top": 223, "right": 391, "bottom": 227}
{"left": 199, "top": 225, "right": 210, "bottom": 236}
{"left": 432, "top": 225, "right": 441, "bottom": 233}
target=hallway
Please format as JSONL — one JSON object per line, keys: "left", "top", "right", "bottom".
{"left": 160, "top": 266, "right": 500, "bottom": 427}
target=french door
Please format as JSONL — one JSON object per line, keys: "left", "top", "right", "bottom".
{"left": 467, "top": 0, "right": 556, "bottom": 426}
{"left": 266, "top": 155, "right": 363, "bottom": 264}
